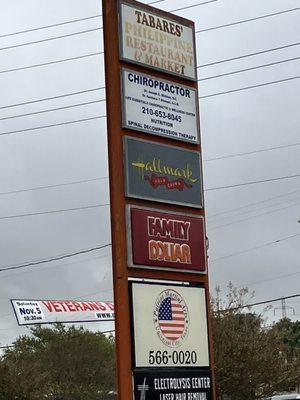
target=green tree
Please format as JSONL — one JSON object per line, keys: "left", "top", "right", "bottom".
{"left": 211, "top": 283, "right": 300, "bottom": 400}
{"left": 0, "top": 324, "right": 116, "bottom": 400}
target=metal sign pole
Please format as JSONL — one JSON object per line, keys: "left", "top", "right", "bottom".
{"left": 102, "top": 1, "right": 216, "bottom": 399}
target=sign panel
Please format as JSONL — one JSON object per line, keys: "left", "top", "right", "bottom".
{"left": 124, "top": 136, "right": 203, "bottom": 208}
{"left": 133, "top": 368, "right": 212, "bottom": 400}
{"left": 127, "top": 206, "right": 207, "bottom": 273}
{"left": 119, "top": 1, "right": 197, "bottom": 81}
{"left": 130, "top": 282, "right": 209, "bottom": 368}
{"left": 11, "top": 299, "right": 115, "bottom": 326}
{"left": 121, "top": 69, "right": 199, "bottom": 144}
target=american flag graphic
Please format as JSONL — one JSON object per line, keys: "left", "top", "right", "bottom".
{"left": 158, "top": 297, "right": 185, "bottom": 341}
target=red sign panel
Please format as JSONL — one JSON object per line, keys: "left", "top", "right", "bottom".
{"left": 127, "top": 206, "right": 207, "bottom": 273}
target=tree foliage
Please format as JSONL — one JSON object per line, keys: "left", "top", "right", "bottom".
{"left": 211, "top": 283, "right": 300, "bottom": 400}
{"left": 0, "top": 324, "right": 116, "bottom": 400}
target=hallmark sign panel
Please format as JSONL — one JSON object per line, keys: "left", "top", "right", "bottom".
{"left": 119, "top": 1, "right": 197, "bottom": 80}
{"left": 133, "top": 369, "right": 212, "bottom": 400}
{"left": 121, "top": 69, "right": 199, "bottom": 143}
{"left": 124, "top": 137, "right": 203, "bottom": 208}
{"left": 130, "top": 282, "right": 209, "bottom": 368}
{"left": 127, "top": 206, "right": 207, "bottom": 273}
{"left": 11, "top": 299, "right": 115, "bottom": 325}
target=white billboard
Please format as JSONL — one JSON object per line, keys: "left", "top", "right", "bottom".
{"left": 121, "top": 69, "right": 200, "bottom": 144}
{"left": 119, "top": 1, "right": 197, "bottom": 81}
{"left": 11, "top": 299, "right": 115, "bottom": 326}
{"left": 130, "top": 282, "right": 210, "bottom": 368}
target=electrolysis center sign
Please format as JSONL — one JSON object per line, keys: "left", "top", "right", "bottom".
{"left": 121, "top": 69, "right": 199, "bottom": 143}
{"left": 130, "top": 282, "right": 209, "bottom": 368}
{"left": 119, "top": 1, "right": 197, "bottom": 80}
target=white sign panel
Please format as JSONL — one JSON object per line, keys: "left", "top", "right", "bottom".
{"left": 11, "top": 299, "right": 115, "bottom": 326}
{"left": 131, "top": 282, "right": 209, "bottom": 367}
{"left": 119, "top": 1, "right": 197, "bottom": 81}
{"left": 122, "top": 69, "right": 200, "bottom": 144}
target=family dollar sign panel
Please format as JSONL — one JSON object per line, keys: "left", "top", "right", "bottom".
{"left": 119, "top": 1, "right": 197, "bottom": 80}
{"left": 127, "top": 206, "right": 207, "bottom": 273}
{"left": 124, "top": 136, "right": 203, "bottom": 208}
{"left": 121, "top": 69, "right": 200, "bottom": 144}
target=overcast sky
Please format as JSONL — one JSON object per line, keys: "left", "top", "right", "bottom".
{"left": 0, "top": 0, "right": 299, "bottom": 347}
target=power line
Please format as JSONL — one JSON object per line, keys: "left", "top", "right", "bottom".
{"left": 0, "top": 87, "right": 105, "bottom": 110}
{"left": 170, "top": 0, "right": 218, "bottom": 13}
{"left": 0, "top": 244, "right": 112, "bottom": 272}
{"left": 245, "top": 270, "right": 300, "bottom": 288}
{"left": 0, "top": 99, "right": 106, "bottom": 121}
{"left": 208, "top": 193, "right": 300, "bottom": 224}
{"left": 204, "top": 141, "right": 300, "bottom": 162}
{"left": 0, "top": 52, "right": 102, "bottom": 75}
{"left": 217, "top": 293, "right": 300, "bottom": 313}
{"left": 196, "top": 7, "right": 300, "bottom": 33}
{"left": 0, "top": 28, "right": 102, "bottom": 52}
{"left": 201, "top": 75, "right": 300, "bottom": 98}
{"left": 0, "top": 177, "right": 107, "bottom": 197}
{"left": 209, "top": 199, "right": 300, "bottom": 231}
{"left": 198, "top": 41, "right": 300, "bottom": 68}
{"left": 207, "top": 189, "right": 300, "bottom": 220}
{"left": 210, "top": 233, "right": 300, "bottom": 263}
{"left": 1, "top": 73, "right": 299, "bottom": 136}
{"left": 0, "top": 15, "right": 102, "bottom": 39}
{"left": 0, "top": 115, "right": 106, "bottom": 137}
{"left": 199, "top": 56, "right": 300, "bottom": 82}
{"left": 206, "top": 173, "right": 300, "bottom": 192}
{"left": 0, "top": 203, "right": 110, "bottom": 221}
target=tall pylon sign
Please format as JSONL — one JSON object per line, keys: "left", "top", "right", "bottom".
{"left": 103, "top": 1, "right": 215, "bottom": 399}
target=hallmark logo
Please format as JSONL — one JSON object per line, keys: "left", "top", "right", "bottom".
{"left": 131, "top": 156, "right": 198, "bottom": 191}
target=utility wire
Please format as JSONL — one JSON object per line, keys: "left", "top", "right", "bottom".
{"left": 196, "top": 7, "right": 300, "bottom": 33}
{"left": 0, "top": 52, "right": 102, "bottom": 75}
{"left": 209, "top": 200, "right": 300, "bottom": 231}
{"left": 0, "top": 15, "right": 102, "bottom": 39}
{"left": 0, "top": 244, "right": 112, "bottom": 272}
{"left": 0, "top": 204, "right": 110, "bottom": 221}
{"left": 204, "top": 141, "right": 300, "bottom": 162}
{"left": 201, "top": 75, "right": 300, "bottom": 99}
{"left": 1, "top": 73, "right": 300, "bottom": 136}
{"left": 207, "top": 189, "right": 300, "bottom": 219}
{"left": 0, "top": 177, "right": 107, "bottom": 197}
{"left": 170, "top": 0, "right": 218, "bottom": 13}
{"left": 199, "top": 56, "right": 300, "bottom": 82}
{"left": 0, "top": 87, "right": 105, "bottom": 110}
{"left": 0, "top": 115, "right": 106, "bottom": 137}
{"left": 223, "top": 293, "right": 300, "bottom": 312}
{"left": 210, "top": 233, "right": 300, "bottom": 263}
{"left": 206, "top": 173, "right": 300, "bottom": 192}
{"left": 0, "top": 99, "right": 106, "bottom": 121}
{"left": 0, "top": 28, "right": 102, "bottom": 52}
{"left": 208, "top": 194, "right": 300, "bottom": 224}
{"left": 198, "top": 41, "right": 300, "bottom": 68}
{"left": 245, "top": 270, "right": 300, "bottom": 289}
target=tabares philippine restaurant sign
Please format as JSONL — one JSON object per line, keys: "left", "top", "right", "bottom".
{"left": 123, "top": 136, "right": 203, "bottom": 208}
{"left": 121, "top": 69, "right": 199, "bottom": 143}
{"left": 119, "top": 1, "right": 197, "bottom": 80}
{"left": 133, "top": 369, "right": 212, "bottom": 400}
{"left": 127, "top": 206, "right": 207, "bottom": 273}
{"left": 130, "top": 282, "right": 209, "bottom": 368}
{"left": 11, "top": 299, "right": 115, "bottom": 326}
